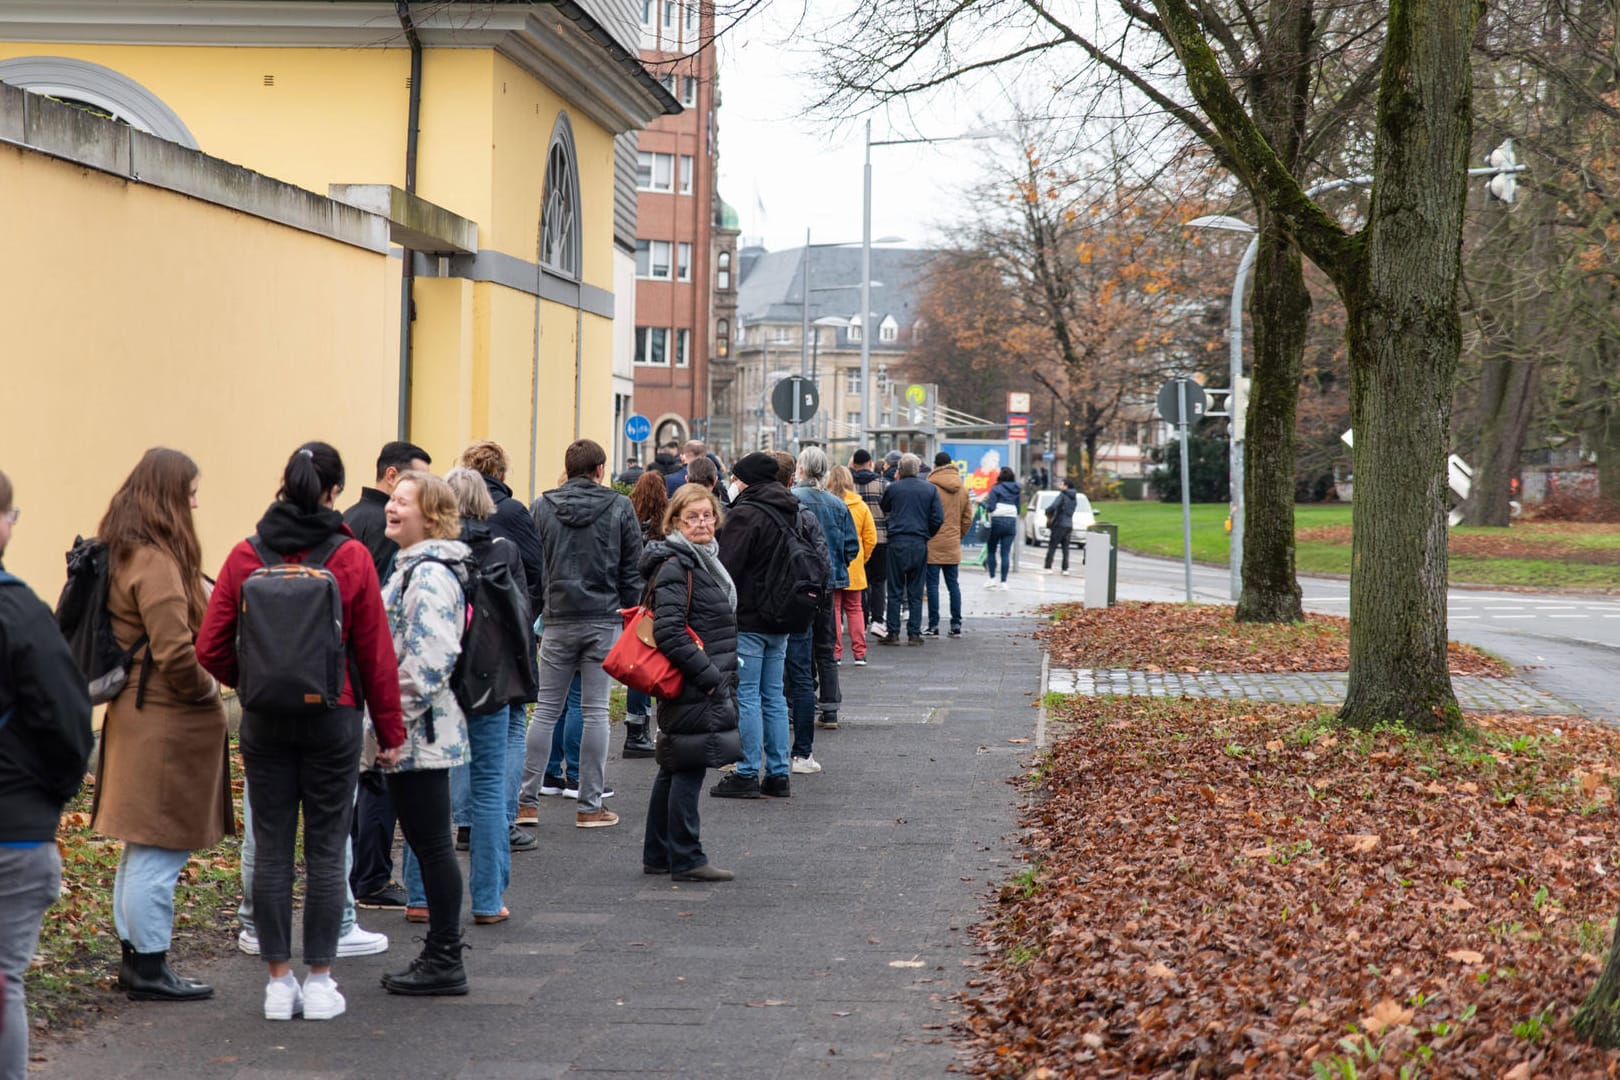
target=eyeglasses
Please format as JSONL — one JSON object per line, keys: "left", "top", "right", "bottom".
{"left": 1, "top": 508, "right": 16, "bottom": 525}
{"left": 681, "top": 513, "right": 717, "bottom": 525}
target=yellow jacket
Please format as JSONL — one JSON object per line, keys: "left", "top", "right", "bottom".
{"left": 840, "top": 490, "right": 878, "bottom": 591}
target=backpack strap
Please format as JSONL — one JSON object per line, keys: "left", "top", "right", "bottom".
{"left": 246, "top": 535, "right": 273, "bottom": 569}
{"left": 302, "top": 533, "right": 346, "bottom": 570}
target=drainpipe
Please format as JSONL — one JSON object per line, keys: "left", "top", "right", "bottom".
{"left": 396, "top": 1, "right": 423, "bottom": 439}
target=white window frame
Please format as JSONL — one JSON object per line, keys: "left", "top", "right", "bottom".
{"left": 773, "top": 326, "right": 793, "bottom": 344}
{"left": 716, "top": 250, "right": 731, "bottom": 290}
{"left": 674, "top": 328, "right": 691, "bottom": 368}
{"left": 848, "top": 314, "right": 863, "bottom": 343}
{"left": 635, "top": 326, "right": 671, "bottom": 366}
{"left": 680, "top": 76, "right": 697, "bottom": 107}
{"left": 679, "top": 154, "right": 694, "bottom": 194}
{"left": 640, "top": 0, "right": 655, "bottom": 27}
{"left": 663, "top": 0, "right": 676, "bottom": 28}
{"left": 636, "top": 239, "right": 673, "bottom": 280}
{"left": 846, "top": 369, "right": 862, "bottom": 395}
{"left": 879, "top": 315, "right": 899, "bottom": 342}
{"left": 636, "top": 150, "right": 674, "bottom": 192}
{"left": 685, "top": 0, "right": 698, "bottom": 33}
{"left": 677, "top": 242, "right": 692, "bottom": 281}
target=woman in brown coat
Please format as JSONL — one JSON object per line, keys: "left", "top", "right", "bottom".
{"left": 90, "top": 448, "right": 229, "bottom": 1002}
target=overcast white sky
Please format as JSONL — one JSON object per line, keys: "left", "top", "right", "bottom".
{"left": 712, "top": 5, "right": 1004, "bottom": 254}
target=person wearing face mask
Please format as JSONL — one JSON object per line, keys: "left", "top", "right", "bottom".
{"left": 198, "top": 442, "right": 405, "bottom": 1021}
{"left": 639, "top": 484, "right": 740, "bottom": 881}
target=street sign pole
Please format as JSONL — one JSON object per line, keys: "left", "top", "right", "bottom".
{"left": 1177, "top": 380, "right": 1194, "bottom": 604}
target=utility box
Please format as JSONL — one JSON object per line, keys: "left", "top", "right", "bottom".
{"left": 1085, "top": 523, "right": 1118, "bottom": 607}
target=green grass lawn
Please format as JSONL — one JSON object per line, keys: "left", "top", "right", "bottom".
{"left": 1090, "top": 501, "right": 1620, "bottom": 589}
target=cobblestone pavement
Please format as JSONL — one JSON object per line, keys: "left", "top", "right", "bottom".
{"left": 1047, "top": 668, "right": 1576, "bottom": 715}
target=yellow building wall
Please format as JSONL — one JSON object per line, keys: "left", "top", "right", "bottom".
{"left": 0, "top": 141, "right": 395, "bottom": 595}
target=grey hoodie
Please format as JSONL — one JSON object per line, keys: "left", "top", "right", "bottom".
{"left": 529, "top": 476, "right": 643, "bottom": 622}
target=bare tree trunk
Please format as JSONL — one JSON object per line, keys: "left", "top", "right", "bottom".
{"left": 1237, "top": 217, "right": 1309, "bottom": 622}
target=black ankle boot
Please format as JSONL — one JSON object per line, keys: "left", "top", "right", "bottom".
{"left": 381, "top": 935, "right": 469, "bottom": 996}
{"left": 621, "top": 717, "right": 656, "bottom": 758}
{"left": 120, "top": 947, "right": 213, "bottom": 1001}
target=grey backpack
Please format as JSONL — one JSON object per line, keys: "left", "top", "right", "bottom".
{"left": 235, "top": 534, "right": 346, "bottom": 715}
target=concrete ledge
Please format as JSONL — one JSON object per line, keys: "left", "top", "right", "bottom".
{"left": 0, "top": 80, "right": 388, "bottom": 254}
{"left": 328, "top": 183, "right": 477, "bottom": 253}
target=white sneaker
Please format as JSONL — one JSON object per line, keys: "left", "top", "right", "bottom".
{"left": 301, "top": 975, "right": 345, "bottom": 1021}
{"left": 983, "top": 578, "right": 997, "bottom": 588}
{"left": 791, "top": 755, "right": 822, "bottom": 775}
{"left": 336, "top": 924, "right": 389, "bottom": 957}
{"left": 238, "top": 928, "right": 260, "bottom": 956}
{"left": 264, "top": 976, "right": 303, "bottom": 1021}
{"left": 869, "top": 621, "right": 887, "bottom": 637}
{"left": 1061, "top": 569, "right": 1071, "bottom": 577}
{"left": 853, "top": 658, "right": 867, "bottom": 667}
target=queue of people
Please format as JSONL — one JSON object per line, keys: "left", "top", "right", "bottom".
{"left": 0, "top": 435, "right": 998, "bottom": 1047}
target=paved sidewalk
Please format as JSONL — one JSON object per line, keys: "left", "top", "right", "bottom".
{"left": 36, "top": 618, "right": 1042, "bottom": 1080}
{"left": 1048, "top": 668, "right": 1575, "bottom": 714}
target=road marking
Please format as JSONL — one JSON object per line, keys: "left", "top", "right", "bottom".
{"left": 1450, "top": 615, "right": 1480, "bottom": 620}
{"left": 1494, "top": 615, "right": 1535, "bottom": 620}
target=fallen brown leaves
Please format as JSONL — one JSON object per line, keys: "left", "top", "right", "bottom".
{"left": 1038, "top": 602, "right": 1510, "bottom": 677}
{"left": 957, "top": 697, "right": 1620, "bottom": 1077}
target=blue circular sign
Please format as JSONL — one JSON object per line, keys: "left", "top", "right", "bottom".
{"left": 624, "top": 414, "right": 651, "bottom": 443}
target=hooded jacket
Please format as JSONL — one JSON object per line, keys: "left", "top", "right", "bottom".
{"left": 481, "top": 472, "right": 546, "bottom": 624}
{"left": 717, "top": 480, "right": 812, "bottom": 635}
{"left": 927, "top": 467, "right": 976, "bottom": 565}
{"left": 379, "top": 538, "right": 472, "bottom": 771}
{"left": 837, "top": 491, "right": 877, "bottom": 592}
{"left": 529, "top": 477, "right": 643, "bottom": 623}
{"left": 793, "top": 483, "right": 861, "bottom": 590}
{"left": 0, "top": 565, "right": 93, "bottom": 843}
{"left": 198, "top": 501, "right": 405, "bottom": 750}
{"left": 1050, "top": 488, "right": 1079, "bottom": 531}
{"left": 638, "top": 540, "right": 741, "bottom": 771}
{"left": 984, "top": 480, "right": 1023, "bottom": 517}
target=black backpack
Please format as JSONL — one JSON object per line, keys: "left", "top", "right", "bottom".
{"left": 752, "top": 504, "right": 831, "bottom": 634}
{"left": 236, "top": 534, "right": 347, "bottom": 715}
{"left": 402, "top": 539, "right": 537, "bottom": 715}
{"left": 55, "top": 537, "right": 151, "bottom": 706}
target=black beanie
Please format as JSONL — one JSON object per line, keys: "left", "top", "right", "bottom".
{"left": 732, "top": 452, "right": 780, "bottom": 486}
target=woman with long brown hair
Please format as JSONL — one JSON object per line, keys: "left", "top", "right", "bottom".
{"left": 91, "top": 448, "right": 227, "bottom": 1003}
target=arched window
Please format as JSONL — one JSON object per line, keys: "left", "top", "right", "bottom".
{"left": 540, "top": 114, "right": 582, "bottom": 278}
{"left": 716, "top": 318, "right": 730, "bottom": 358}
{"left": 717, "top": 250, "right": 731, "bottom": 291}
{"left": 0, "top": 56, "right": 197, "bottom": 147}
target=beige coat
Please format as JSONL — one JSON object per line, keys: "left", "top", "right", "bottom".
{"left": 927, "top": 468, "right": 976, "bottom": 565}
{"left": 92, "top": 545, "right": 231, "bottom": 851}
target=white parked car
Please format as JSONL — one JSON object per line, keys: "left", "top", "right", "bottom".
{"left": 1023, "top": 490, "right": 1095, "bottom": 546}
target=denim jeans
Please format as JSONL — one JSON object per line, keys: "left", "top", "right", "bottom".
{"left": 504, "top": 704, "right": 527, "bottom": 827}
{"left": 786, "top": 603, "right": 840, "bottom": 759}
{"left": 625, "top": 687, "right": 651, "bottom": 722}
{"left": 446, "top": 709, "right": 511, "bottom": 917}
{"left": 519, "top": 620, "right": 617, "bottom": 813}
{"left": 885, "top": 542, "right": 927, "bottom": 638}
{"left": 0, "top": 843, "right": 60, "bottom": 1080}
{"left": 926, "top": 563, "right": 963, "bottom": 631}
{"left": 642, "top": 768, "right": 706, "bottom": 873}
{"left": 986, "top": 517, "right": 1018, "bottom": 581}
{"left": 240, "top": 777, "right": 358, "bottom": 938}
{"left": 544, "top": 672, "right": 584, "bottom": 783}
{"left": 736, "top": 631, "right": 790, "bottom": 780}
{"left": 111, "top": 844, "right": 192, "bottom": 953}
{"left": 239, "top": 708, "right": 363, "bottom": 965}
{"left": 387, "top": 769, "right": 460, "bottom": 946}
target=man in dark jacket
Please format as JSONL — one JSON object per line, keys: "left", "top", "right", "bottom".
{"left": 343, "top": 440, "right": 428, "bottom": 911}
{"left": 616, "top": 457, "right": 645, "bottom": 486}
{"left": 1042, "top": 478, "right": 1081, "bottom": 575}
{"left": 787, "top": 447, "right": 859, "bottom": 768}
{"left": 518, "top": 439, "right": 643, "bottom": 828}
{"left": 877, "top": 453, "right": 944, "bottom": 645}
{"left": 0, "top": 469, "right": 94, "bottom": 1078}
{"left": 709, "top": 452, "right": 805, "bottom": 800}
{"left": 849, "top": 449, "right": 889, "bottom": 635}
{"left": 461, "top": 441, "right": 546, "bottom": 625}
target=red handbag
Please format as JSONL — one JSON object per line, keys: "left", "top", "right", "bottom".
{"left": 601, "top": 571, "right": 703, "bottom": 698}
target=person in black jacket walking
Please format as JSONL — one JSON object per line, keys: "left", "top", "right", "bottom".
{"left": 0, "top": 469, "right": 95, "bottom": 1076}
{"left": 640, "top": 484, "right": 741, "bottom": 882}
{"left": 1042, "top": 478, "right": 1080, "bottom": 575}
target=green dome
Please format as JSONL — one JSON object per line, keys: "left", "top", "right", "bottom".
{"left": 716, "top": 196, "right": 740, "bottom": 230}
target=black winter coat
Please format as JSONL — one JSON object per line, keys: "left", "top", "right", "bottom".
{"left": 481, "top": 473, "right": 547, "bottom": 625}
{"left": 640, "top": 541, "right": 740, "bottom": 771}
{"left": 530, "top": 478, "right": 643, "bottom": 623}
{"left": 717, "top": 481, "right": 807, "bottom": 635}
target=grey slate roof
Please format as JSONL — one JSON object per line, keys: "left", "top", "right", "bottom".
{"left": 735, "top": 245, "right": 939, "bottom": 345}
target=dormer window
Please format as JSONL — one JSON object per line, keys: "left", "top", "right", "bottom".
{"left": 848, "top": 314, "right": 863, "bottom": 343}
{"left": 879, "top": 315, "right": 899, "bottom": 342}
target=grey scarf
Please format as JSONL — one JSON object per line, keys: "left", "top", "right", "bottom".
{"left": 666, "top": 530, "right": 737, "bottom": 612}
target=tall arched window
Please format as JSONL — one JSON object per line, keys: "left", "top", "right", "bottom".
{"left": 540, "top": 114, "right": 582, "bottom": 278}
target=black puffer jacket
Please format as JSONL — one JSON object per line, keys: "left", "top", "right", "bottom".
{"left": 640, "top": 540, "right": 740, "bottom": 771}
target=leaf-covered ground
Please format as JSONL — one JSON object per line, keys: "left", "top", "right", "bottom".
{"left": 957, "top": 697, "right": 1620, "bottom": 1077}
{"left": 1038, "top": 603, "right": 1510, "bottom": 678}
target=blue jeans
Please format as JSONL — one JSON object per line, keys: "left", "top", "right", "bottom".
{"left": 239, "top": 777, "right": 358, "bottom": 939}
{"left": 926, "top": 563, "right": 962, "bottom": 632}
{"left": 985, "top": 517, "right": 1017, "bottom": 581}
{"left": 112, "top": 844, "right": 192, "bottom": 953}
{"left": 1, "top": 844, "right": 60, "bottom": 1080}
{"left": 545, "top": 673, "right": 584, "bottom": 782}
{"left": 444, "top": 709, "right": 511, "bottom": 917}
{"left": 736, "top": 631, "right": 790, "bottom": 780}
{"left": 625, "top": 687, "right": 651, "bottom": 721}
{"left": 885, "top": 542, "right": 927, "bottom": 638}
{"left": 504, "top": 704, "right": 527, "bottom": 827}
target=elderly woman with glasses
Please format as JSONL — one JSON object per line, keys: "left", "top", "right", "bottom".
{"left": 636, "top": 483, "right": 742, "bottom": 882}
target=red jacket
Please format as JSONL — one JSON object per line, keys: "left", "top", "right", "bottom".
{"left": 197, "top": 530, "right": 406, "bottom": 749}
